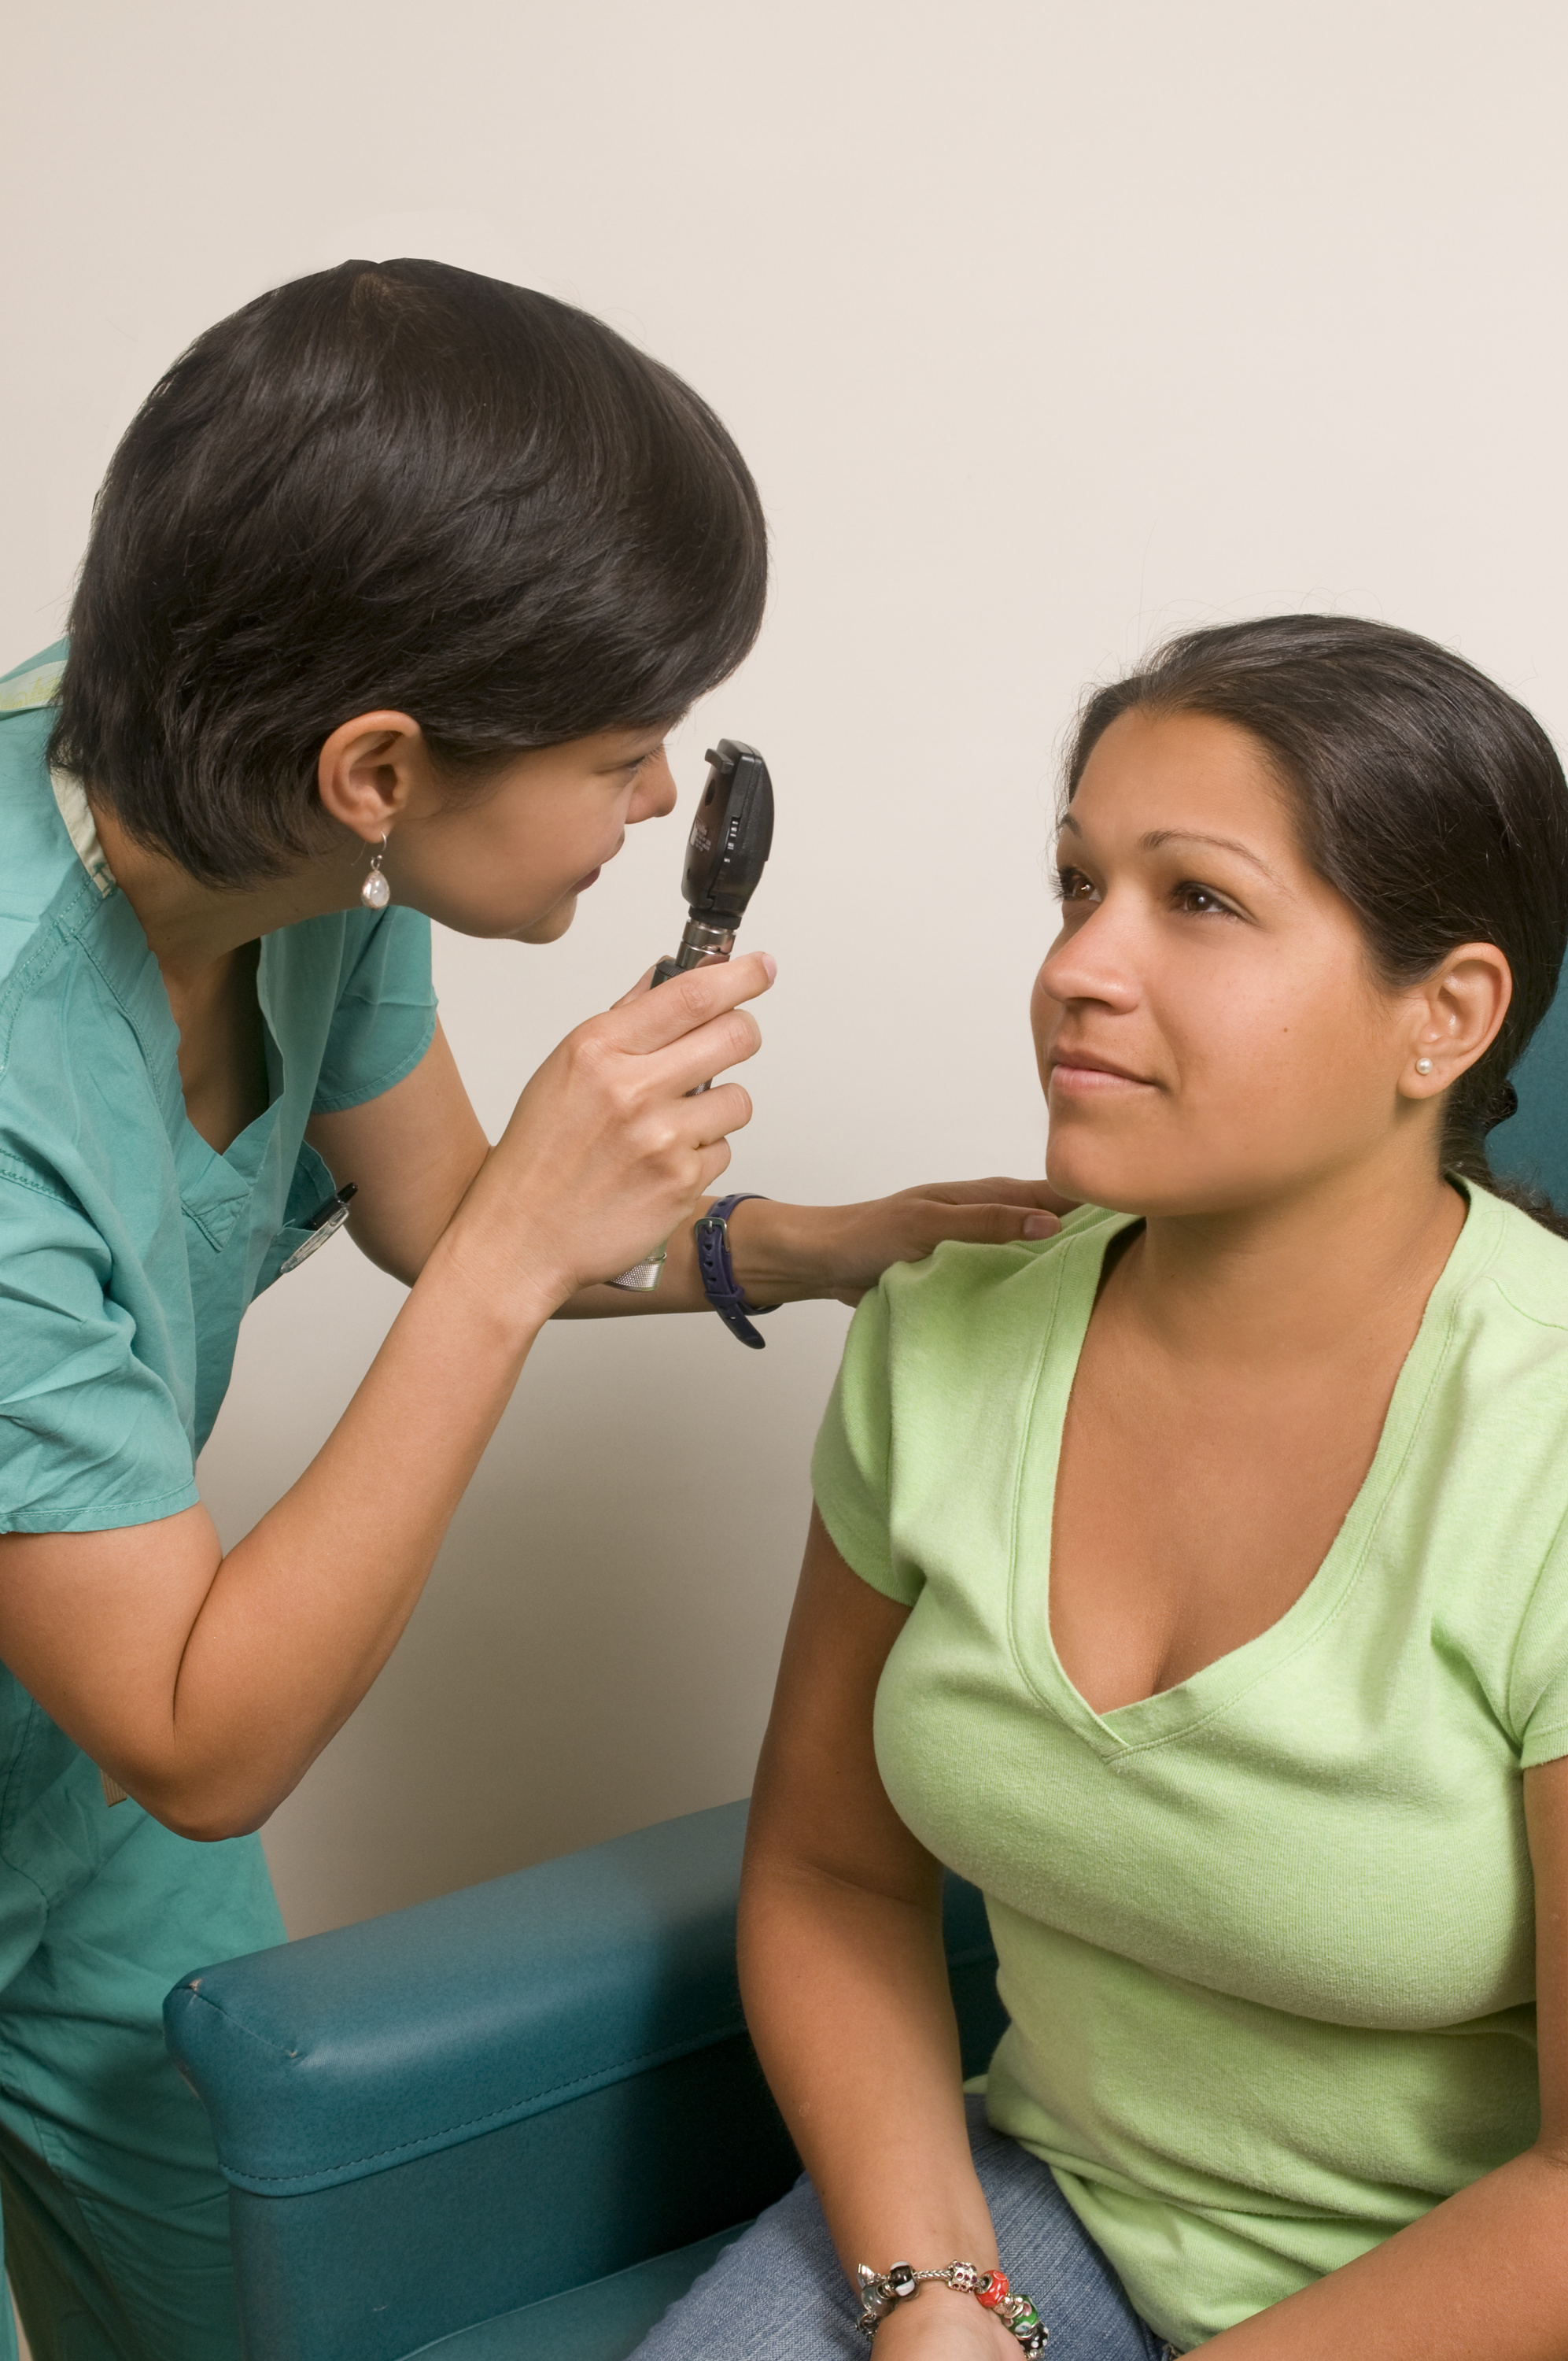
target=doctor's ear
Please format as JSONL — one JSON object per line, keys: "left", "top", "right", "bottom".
{"left": 316, "top": 713, "right": 434, "bottom": 845}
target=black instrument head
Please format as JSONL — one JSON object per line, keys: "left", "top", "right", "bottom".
{"left": 682, "top": 739, "right": 774, "bottom": 925}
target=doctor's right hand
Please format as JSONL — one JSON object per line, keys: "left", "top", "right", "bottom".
{"left": 444, "top": 951, "right": 774, "bottom": 1322}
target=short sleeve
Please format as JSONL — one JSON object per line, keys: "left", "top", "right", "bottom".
{"left": 0, "top": 1176, "right": 199, "bottom": 1535}
{"left": 312, "top": 906, "right": 438, "bottom": 1114}
{"left": 810, "top": 1279, "right": 920, "bottom": 1605}
{"left": 1511, "top": 1524, "right": 1568, "bottom": 1768}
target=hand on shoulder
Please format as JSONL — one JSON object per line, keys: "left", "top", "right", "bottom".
{"left": 732, "top": 1177, "right": 1075, "bottom": 1307}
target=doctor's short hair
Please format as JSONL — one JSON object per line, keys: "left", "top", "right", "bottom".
{"left": 51, "top": 259, "right": 769, "bottom": 886}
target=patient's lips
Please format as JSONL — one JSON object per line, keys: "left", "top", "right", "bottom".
{"left": 1049, "top": 1044, "right": 1157, "bottom": 1096}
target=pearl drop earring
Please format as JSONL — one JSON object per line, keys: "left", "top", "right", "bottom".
{"left": 360, "top": 837, "right": 391, "bottom": 911}
{"left": 1415, "top": 1057, "right": 1433, "bottom": 1075}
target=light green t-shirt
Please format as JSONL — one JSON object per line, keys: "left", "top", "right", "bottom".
{"left": 811, "top": 1188, "right": 1568, "bottom": 2353}
{"left": 0, "top": 645, "right": 438, "bottom": 1534}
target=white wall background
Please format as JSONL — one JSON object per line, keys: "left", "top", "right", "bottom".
{"left": 5, "top": 0, "right": 1567, "bottom": 1938}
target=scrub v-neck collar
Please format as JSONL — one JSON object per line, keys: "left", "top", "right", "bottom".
{"left": 50, "top": 767, "right": 116, "bottom": 898}
{"left": 48, "top": 765, "right": 285, "bottom": 1204}
{"left": 1007, "top": 1184, "right": 1505, "bottom": 1764}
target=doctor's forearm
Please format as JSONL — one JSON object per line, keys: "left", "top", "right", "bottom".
{"left": 154, "top": 1223, "right": 555, "bottom": 1835}
{"left": 552, "top": 1197, "right": 825, "bottom": 1316}
{"left": 307, "top": 1023, "right": 491, "bottom": 1286}
{"left": 0, "top": 1222, "right": 554, "bottom": 1842}
{"left": 555, "top": 1192, "right": 1062, "bottom": 1318}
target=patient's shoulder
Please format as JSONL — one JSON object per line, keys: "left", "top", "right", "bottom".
{"left": 879, "top": 1202, "right": 1126, "bottom": 1332}
{"left": 1478, "top": 1186, "right": 1568, "bottom": 1334}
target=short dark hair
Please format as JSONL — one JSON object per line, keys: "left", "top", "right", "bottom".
{"left": 51, "top": 259, "right": 769, "bottom": 885}
{"left": 1065, "top": 615, "right": 1568, "bottom": 1233}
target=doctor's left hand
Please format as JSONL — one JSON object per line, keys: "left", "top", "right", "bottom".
{"left": 726, "top": 1177, "right": 1075, "bottom": 1308}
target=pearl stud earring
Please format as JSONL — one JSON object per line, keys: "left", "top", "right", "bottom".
{"left": 360, "top": 837, "right": 391, "bottom": 911}
{"left": 1415, "top": 1057, "right": 1433, "bottom": 1075}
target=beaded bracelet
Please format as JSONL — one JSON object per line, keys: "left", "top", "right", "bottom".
{"left": 855, "top": 2260, "right": 1048, "bottom": 2352}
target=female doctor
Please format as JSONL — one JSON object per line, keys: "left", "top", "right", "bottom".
{"left": 0, "top": 258, "right": 1061, "bottom": 2361}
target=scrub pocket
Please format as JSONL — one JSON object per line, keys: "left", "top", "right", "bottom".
{"left": 251, "top": 1140, "right": 346, "bottom": 1292}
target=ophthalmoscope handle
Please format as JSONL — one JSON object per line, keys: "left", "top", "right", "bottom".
{"left": 607, "top": 737, "right": 773, "bottom": 1295}
{"left": 607, "top": 929, "right": 734, "bottom": 1291}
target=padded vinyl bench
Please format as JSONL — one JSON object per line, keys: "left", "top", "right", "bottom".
{"left": 164, "top": 1800, "right": 1006, "bottom": 2360}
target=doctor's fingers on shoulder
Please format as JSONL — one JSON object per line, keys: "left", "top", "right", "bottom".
{"left": 899, "top": 1176, "right": 1073, "bottom": 1213}
{"left": 853, "top": 1197, "right": 1062, "bottom": 1264}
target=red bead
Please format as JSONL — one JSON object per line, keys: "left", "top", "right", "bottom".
{"left": 976, "top": 2272, "right": 1010, "bottom": 2310}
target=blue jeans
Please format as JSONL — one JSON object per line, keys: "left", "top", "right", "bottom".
{"left": 632, "top": 2098, "right": 1180, "bottom": 2359}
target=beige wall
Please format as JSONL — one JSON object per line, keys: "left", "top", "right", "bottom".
{"left": 6, "top": 0, "right": 1567, "bottom": 1938}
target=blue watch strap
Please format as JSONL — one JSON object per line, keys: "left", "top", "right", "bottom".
{"left": 694, "top": 1194, "right": 777, "bottom": 1350}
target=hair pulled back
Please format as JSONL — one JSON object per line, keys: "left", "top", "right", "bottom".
{"left": 52, "top": 259, "right": 768, "bottom": 885}
{"left": 1066, "top": 615, "right": 1568, "bottom": 1233}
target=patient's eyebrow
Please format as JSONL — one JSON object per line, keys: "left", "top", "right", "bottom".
{"left": 1056, "top": 812, "right": 1284, "bottom": 889}
{"left": 1138, "top": 829, "right": 1285, "bottom": 885}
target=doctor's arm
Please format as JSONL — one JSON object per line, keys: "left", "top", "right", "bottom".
{"left": 0, "top": 959, "right": 766, "bottom": 1843}
{"left": 308, "top": 1019, "right": 1070, "bottom": 1310}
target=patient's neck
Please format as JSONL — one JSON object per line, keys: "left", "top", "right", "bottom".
{"left": 1116, "top": 1146, "right": 1467, "bottom": 1374}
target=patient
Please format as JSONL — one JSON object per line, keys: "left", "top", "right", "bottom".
{"left": 633, "top": 616, "right": 1568, "bottom": 2359}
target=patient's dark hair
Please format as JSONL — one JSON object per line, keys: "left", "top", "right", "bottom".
{"left": 51, "top": 258, "right": 768, "bottom": 885}
{"left": 1066, "top": 615, "right": 1568, "bottom": 1234}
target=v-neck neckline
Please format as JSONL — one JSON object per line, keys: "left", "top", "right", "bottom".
{"left": 1005, "top": 1188, "right": 1501, "bottom": 1763}
{"left": 50, "top": 765, "right": 285, "bottom": 1194}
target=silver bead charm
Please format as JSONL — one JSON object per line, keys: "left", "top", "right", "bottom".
{"left": 855, "top": 2267, "right": 892, "bottom": 2337}
{"left": 854, "top": 2259, "right": 1046, "bottom": 2348}
{"left": 360, "top": 837, "right": 391, "bottom": 910}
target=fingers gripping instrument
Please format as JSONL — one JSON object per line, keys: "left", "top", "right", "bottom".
{"left": 611, "top": 738, "right": 775, "bottom": 1291}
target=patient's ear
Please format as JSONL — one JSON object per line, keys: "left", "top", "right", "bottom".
{"left": 1396, "top": 943, "right": 1512, "bottom": 1103}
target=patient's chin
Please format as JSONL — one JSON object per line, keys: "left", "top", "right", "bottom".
{"left": 1045, "top": 1135, "right": 1120, "bottom": 1206}
{"left": 1045, "top": 1140, "right": 1162, "bottom": 1219}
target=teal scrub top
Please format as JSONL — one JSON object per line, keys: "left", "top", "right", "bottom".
{"left": 0, "top": 644, "right": 439, "bottom": 1535}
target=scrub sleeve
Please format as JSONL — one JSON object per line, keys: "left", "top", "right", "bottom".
{"left": 0, "top": 647, "right": 439, "bottom": 2359}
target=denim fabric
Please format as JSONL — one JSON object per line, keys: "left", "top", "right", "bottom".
{"left": 632, "top": 2099, "right": 1179, "bottom": 2359}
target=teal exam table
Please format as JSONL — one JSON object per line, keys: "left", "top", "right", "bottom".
{"left": 165, "top": 1801, "right": 1005, "bottom": 2360}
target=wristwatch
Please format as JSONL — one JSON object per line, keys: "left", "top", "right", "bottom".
{"left": 693, "top": 1194, "right": 777, "bottom": 1350}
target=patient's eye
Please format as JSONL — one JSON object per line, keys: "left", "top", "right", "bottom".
{"left": 1055, "top": 866, "right": 1099, "bottom": 904}
{"left": 1173, "top": 880, "right": 1239, "bottom": 918}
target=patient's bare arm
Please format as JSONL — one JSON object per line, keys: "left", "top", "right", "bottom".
{"left": 739, "top": 1510, "right": 1018, "bottom": 2359}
